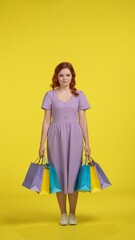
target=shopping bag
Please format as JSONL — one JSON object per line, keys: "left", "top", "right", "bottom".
{"left": 49, "top": 164, "right": 62, "bottom": 193}
{"left": 90, "top": 165, "right": 102, "bottom": 193}
{"left": 22, "top": 157, "right": 44, "bottom": 192}
{"left": 90, "top": 157, "right": 111, "bottom": 189}
{"left": 37, "top": 165, "right": 50, "bottom": 194}
{"left": 74, "top": 164, "right": 91, "bottom": 191}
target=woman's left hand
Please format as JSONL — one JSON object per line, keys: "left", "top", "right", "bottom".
{"left": 84, "top": 144, "right": 91, "bottom": 157}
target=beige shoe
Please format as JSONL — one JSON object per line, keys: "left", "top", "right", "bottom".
{"left": 68, "top": 213, "right": 77, "bottom": 225}
{"left": 59, "top": 213, "right": 68, "bottom": 226}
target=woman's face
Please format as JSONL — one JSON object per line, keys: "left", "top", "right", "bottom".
{"left": 57, "top": 68, "right": 72, "bottom": 87}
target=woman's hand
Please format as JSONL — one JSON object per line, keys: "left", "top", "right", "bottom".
{"left": 38, "top": 145, "right": 45, "bottom": 158}
{"left": 84, "top": 144, "right": 91, "bottom": 157}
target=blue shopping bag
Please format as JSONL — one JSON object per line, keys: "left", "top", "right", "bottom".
{"left": 49, "top": 164, "right": 62, "bottom": 193}
{"left": 39, "top": 156, "right": 62, "bottom": 194}
{"left": 74, "top": 162, "right": 91, "bottom": 192}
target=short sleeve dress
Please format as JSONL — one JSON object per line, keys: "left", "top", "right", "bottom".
{"left": 41, "top": 90, "right": 91, "bottom": 193}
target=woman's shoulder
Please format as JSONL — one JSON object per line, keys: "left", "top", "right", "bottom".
{"left": 76, "top": 89, "right": 85, "bottom": 93}
{"left": 76, "top": 89, "right": 85, "bottom": 96}
{"left": 44, "top": 89, "right": 54, "bottom": 96}
{"left": 46, "top": 89, "right": 54, "bottom": 93}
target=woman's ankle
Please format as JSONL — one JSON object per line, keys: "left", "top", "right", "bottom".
{"left": 69, "top": 211, "right": 75, "bottom": 214}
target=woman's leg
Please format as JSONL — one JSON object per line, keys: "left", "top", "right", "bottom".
{"left": 68, "top": 192, "right": 79, "bottom": 214}
{"left": 56, "top": 192, "right": 67, "bottom": 214}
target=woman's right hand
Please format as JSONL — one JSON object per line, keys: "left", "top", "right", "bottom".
{"left": 38, "top": 145, "right": 45, "bottom": 158}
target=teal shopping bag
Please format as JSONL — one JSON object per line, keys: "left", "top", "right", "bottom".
{"left": 49, "top": 164, "right": 62, "bottom": 193}
{"left": 74, "top": 163, "right": 91, "bottom": 192}
{"left": 40, "top": 156, "right": 62, "bottom": 194}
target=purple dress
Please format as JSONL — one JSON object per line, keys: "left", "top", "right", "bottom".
{"left": 41, "top": 90, "right": 91, "bottom": 193}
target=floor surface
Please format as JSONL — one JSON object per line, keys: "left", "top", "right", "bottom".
{"left": 0, "top": 190, "right": 135, "bottom": 240}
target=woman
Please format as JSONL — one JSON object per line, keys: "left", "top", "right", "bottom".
{"left": 39, "top": 62, "right": 91, "bottom": 226}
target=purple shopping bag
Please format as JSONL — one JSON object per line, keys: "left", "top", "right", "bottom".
{"left": 89, "top": 157, "right": 111, "bottom": 189}
{"left": 22, "top": 157, "right": 44, "bottom": 192}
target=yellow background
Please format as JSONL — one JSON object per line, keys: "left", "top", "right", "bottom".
{"left": 0, "top": 0, "right": 135, "bottom": 239}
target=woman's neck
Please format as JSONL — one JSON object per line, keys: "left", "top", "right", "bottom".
{"left": 58, "top": 86, "right": 70, "bottom": 92}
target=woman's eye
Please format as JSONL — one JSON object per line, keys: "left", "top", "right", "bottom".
{"left": 59, "top": 73, "right": 71, "bottom": 77}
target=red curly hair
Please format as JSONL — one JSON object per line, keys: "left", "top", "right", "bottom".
{"left": 50, "top": 62, "right": 79, "bottom": 96}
